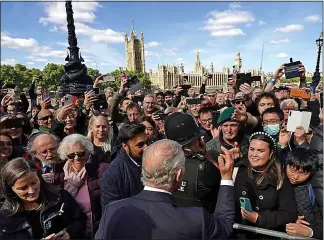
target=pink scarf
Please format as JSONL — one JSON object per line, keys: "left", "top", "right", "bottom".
{"left": 63, "top": 160, "right": 87, "bottom": 197}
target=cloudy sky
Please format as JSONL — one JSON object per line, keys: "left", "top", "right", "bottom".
{"left": 1, "top": 1, "right": 322, "bottom": 74}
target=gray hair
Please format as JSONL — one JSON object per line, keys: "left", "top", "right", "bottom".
{"left": 141, "top": 139, "right": 186, "bottom": 189}
{"left": 57, "top": 134, "right": 94, "bottom": 160}
{"left": 280, "top": 98, "right": 299, "bottom": 110}
{"left": 27, "top": 133, "right": 60, "bottom": 157}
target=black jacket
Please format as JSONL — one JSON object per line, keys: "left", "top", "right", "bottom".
{"left": 0, "top": 189, "right": 86, "bottom": 240}
{"left": 234, "top": 166, "right": 298, "bottom": 232}
{"left": 100, "top": 149, "right": 143, "bottom": 210}
{"left": 309, "top": 124, "right": 323, "bottom": 216}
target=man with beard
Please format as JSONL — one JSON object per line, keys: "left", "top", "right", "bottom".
{"left": 206, "top": 107, "right": 250, "bottom": 166}
{"left": 164, "top": 91, "right": 174, "bottom": 107}
{"left": 27, "top": 133, "right": 64, "bottom": 188}
{"left": 100, "top": 123, "right": 148, "bottom": 209}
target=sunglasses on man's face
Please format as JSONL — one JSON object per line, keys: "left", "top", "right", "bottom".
{"left": 39, "top": 115, "right": 53, "bottom": 121}
{"left": 66, "top": 152, "right": 86, "bottom": 159}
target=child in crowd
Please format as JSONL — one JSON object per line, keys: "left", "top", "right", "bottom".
{"left": 285, "top": 148, "right": 323, "bottom": 239}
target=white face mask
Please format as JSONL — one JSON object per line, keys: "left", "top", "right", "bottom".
{"left": 263, "top": 124, "right": 280, "bottom": 136}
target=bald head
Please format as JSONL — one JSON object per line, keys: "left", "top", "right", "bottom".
{"left": 37, "top": 109, "right": 53, "bottom": 120}
{"left": 32, "top": 134, "right": 59, "bottom": 164}
{"left": 141, "top": 139, "right": 185, "bottom": 190}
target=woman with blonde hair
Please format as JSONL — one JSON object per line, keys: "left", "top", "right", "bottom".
{"left": 87, "top": 115, "right": 113, "bottom": 163}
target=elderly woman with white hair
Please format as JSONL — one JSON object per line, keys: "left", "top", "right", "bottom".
{"left": 280, "top": 98, "right": 299, "bottom": 121}
{"left": 58, "top": 134, "right": 108, "bottom": 238}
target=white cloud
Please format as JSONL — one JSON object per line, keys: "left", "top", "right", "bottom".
{"left": 245, "top": 23, "right": 252, "bottom": 27}
{"left": 2, "top": 32, "right": 66, "bottom": 58}
{"left": 1, "top": 58, "right": 18, "bottom": 66}
{"left": 259, "top": 20, "right": 266, "bottom": 26}
{"left": 39, "top": 2, "right": 101, "bottom": 26}
{"left": 274, "top": 24, "right": 304, "bottom": 33}
{"left": 33, "top": 58, "right": 48, "bottom": 62}
{"left": 27, "top": 62, "right": 35, "bottom": 65}
{"left": 304, "top": 15, "right": 321, "bottom": 22}
{"left": 49, "top": 26, "right": 58, "bottom": 32}
{"left": 174, "top": 58, "right": 186, "bottom": 64}
{"left": 211, "top": 28, "right": 245, "bottom": 37}
{"left": 145, "top": 50, "right": 160, "bottom": 57}
{"left": 202, "top": 7, "right": 254, "bottom": 37}
{"left": 39, "top": 2, "right": 124, "bottom": 44}
{"left": 276, "top": 52, "right": 288, "bottom": 58}
{"left": 228, "top": 2, "right": 242, "bottom": 9}
{"left": 145, "top": 41, "right": 162, "bottom": 48}
{"left": 270, "top": 39, "right": 290, "bottom": 44}
{"left": 163, "top": 48, "right": 177, "bottom": 56}
{"left": 100, "top": 62, "right": 111, "bottom": 66}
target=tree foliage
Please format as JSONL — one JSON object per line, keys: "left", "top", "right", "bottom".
{"left": 0, "top": 63, "right": 152, "bottom": 92}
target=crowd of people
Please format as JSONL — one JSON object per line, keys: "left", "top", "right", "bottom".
{"left": 0, "top": 63, "right": 322, "bottom": 240}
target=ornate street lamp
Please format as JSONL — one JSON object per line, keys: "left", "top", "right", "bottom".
{"left": 311, "top": 32, "right": 323, "bottom": 92}
{"left": 58, "top": 0, "right": 93, "bottom": 96}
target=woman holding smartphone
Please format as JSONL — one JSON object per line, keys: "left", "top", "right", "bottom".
{"left": 0, "top": 158, "right": 86, "bottom": 240}
{"left": 233, "top": 132, "right": 297, "bottom": 235}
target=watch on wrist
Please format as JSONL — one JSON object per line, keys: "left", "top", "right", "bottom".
{"left": 270, "top": 79, "right": 276, "bottom": 84}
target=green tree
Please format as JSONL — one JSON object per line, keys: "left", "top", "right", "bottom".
{"left": 42, "top": 63, "right": 64, "bottom": 91}
{"left": 104, "top": 69, "right": 152, "bottom": 91}
{"left": 87, "top": 68, "right": 101, "bottom": 81}
{"left": 0, "top": 65, "right": 19, "bottom": 85}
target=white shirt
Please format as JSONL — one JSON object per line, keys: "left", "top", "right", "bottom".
{"left": 144, "top": 180, "right": 234, "bottom": 195}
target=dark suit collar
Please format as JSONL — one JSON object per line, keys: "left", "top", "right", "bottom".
{"left": 134, "top": 190, "right": 173, "bottom": 203}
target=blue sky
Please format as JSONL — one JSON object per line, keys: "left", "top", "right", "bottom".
{"left": 1, "top": 1, "right": 323, "bottom": 75}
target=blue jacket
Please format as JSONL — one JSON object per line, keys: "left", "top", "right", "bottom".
{"left": 100, "top": 149, "right": 143, "bottom": 210}
{"left": 95, "top": 185, "right": 235, "bottom": 240}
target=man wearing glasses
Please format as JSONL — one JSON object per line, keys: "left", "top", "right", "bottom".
{"left": 27, "top": 133, "right": 64, "bottom": 188}
{"left": 29, "top": 109, "right": 54, "bottom": 142}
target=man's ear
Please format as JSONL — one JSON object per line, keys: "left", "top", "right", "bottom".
{"left": 122, "top": 143, "right": 129, "bottom": 153}
{"left": 176, "top": 168, "right": 184, "bottom": 183}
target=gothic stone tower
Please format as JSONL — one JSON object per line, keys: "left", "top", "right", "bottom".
{"left": 234, "top": 51, "right": 242, "bottom": 72}
{"left": 125, "top": 24, "right": 145, "bottom": 73}
{"left": 194, "top": 49, "right": 202, "bottom": 73}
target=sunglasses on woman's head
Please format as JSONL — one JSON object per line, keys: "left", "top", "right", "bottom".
{"left": 66, "top": 152, "right": 86, "bottom": 159}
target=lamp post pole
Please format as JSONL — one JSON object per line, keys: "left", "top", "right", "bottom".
{"left": 311, "top": 32, "right": 323, "bottom": 92}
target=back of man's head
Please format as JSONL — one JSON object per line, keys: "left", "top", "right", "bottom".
{"left": 141, "top": 139, "right": 185, "bottom": 191}
{"left": 118, "top": 123, "right": 146, "bottom": 144}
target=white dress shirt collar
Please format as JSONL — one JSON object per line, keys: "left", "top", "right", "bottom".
{"left": 144, "top": 186, "right": 172, "bottom": 195}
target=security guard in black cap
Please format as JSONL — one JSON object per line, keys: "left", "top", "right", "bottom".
{"left": 164, "top": 112, "right": 221, "bottom": 213}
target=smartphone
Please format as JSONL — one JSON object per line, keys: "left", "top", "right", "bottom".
{"left": 153, "top": 111, "right": 167, "bottom": 121}
{"left": 186, "top": 98, "right": 201, "bottom": 105}
{"left": 239, "top": 197, "right": 252, "bottom": 212}
{"left": 289, "top": 88, "right": 311, "bottom": 100}
{"left": 86, "top": 85, "right": 93, "bottom": 92}
{"left": 63, "top": 94, "right": 77, "bottom": 106}
{"left": 287, "top": 110, "right": 312, "bottom": 133}
{"left": 3, "top": 118, "right": 28, "bottom": 128}
{"left": 284, "top": 58, "right": 301, "bottom": 79}
{"left": 103, "top": 75, "right": 115, "bottom": 82}
{"left": 42, "top": 91, "right": 50, "bottom": 101}
{"left": 93, "top": 94, "right": 108, "bottom": 110}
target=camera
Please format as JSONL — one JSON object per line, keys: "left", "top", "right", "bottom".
{"left": 284, "top": 58, "right": 301, "bottom": 79}
{"left": 125, "top": 75, "right": 140, "bottom": 88}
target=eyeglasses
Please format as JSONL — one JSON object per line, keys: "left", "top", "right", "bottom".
{"left": 233, "top": 101, "right": 245, "bottom": 105}
{"left": 201, "top": 118, "right": 213, "bottom": 124}
{"left": 66, "top": 152, "right": 86, "bottom": 159}
{"left": 39, "top": 115, "right": 53, "bottom": 121}
{"left": 263, "top": 120, "right": 280, "bottom": 125}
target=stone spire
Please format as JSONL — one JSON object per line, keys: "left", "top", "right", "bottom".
{"left": 194, "top": 49, "right": 201, "bottom": 73}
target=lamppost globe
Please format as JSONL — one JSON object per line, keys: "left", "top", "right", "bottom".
{"left": 316, "top": 32, "right": 323, "bottom": 47}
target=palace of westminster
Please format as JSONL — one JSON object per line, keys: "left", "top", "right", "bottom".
{"left": 124, "top": 26, "right": 262, "bottom": 91}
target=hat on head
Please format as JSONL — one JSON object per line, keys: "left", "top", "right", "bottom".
{"left": 217, "top": 107, "right": 235, "bottom": 125}
{"left": 164, "top": 113, "right": 204, "bottom": 146}
{"left": 233, "top": 92, "right": 244, "bottom": 102}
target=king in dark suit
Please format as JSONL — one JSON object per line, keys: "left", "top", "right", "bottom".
{"left": 95, "top": 139, "right": 236, "bottom": 240}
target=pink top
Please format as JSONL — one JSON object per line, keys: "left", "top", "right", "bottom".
{"left": 74, "top": 181, "right": 93, "bottom": 235}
